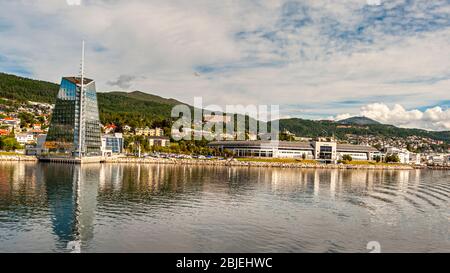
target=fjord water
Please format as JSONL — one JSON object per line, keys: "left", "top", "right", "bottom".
{"left": 0, "top": 162, "right": 448, "bottom": 253}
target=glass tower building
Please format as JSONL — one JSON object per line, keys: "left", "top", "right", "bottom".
{"left": 45, "top": 77, "right": 102, "bottom": 157}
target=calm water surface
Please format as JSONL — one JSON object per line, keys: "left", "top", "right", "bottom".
{"left": 0, "top": 162, "right": 448, "bottom": 253}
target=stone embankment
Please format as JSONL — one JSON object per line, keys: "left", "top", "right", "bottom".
{"left": 0, "top": 155, "right": 38, "bottom": 162}
{"left": 3, "top": 156, "right": 447, "bottom": 170}
{"left": 105, "top": 157, "right": 415, "bottom": 170}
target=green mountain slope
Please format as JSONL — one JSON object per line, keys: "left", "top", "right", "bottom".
{"left": 0, "top": 72, "right": 183, "bottom": 128}
{"left": 279, "top": 118, "right": 450, "bottom": 142}
{"left": 0, "top": 72, "right": 59, "bottom": 103}
{"left": 108, "top": 90, "right": 183, "bottom": 105}
{"left": 338, "top": 116, "right": 381, "bottom": 125}
{"left": 0, "top": 72, "right": 449, "bottom": 143}
{"left": 96, "top": 91, "right": 188, "bottom": 128}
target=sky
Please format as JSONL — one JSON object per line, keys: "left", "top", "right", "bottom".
{"left": 0, "top": 0, "right": 449, "bottom": 130}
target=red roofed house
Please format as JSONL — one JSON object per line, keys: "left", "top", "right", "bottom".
{"left": 104, "top": 124, "right": 117, "bottom": 134}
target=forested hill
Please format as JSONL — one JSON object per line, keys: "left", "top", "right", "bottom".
{"left": 97, "top": 91, "right": 189, "bottom": 128}
{"left": 0, "top": 72, "right": 187, "bottom": 128}
{"left": 278, "top": 118, "right": 450, "bottom": 143}
{"left": 0, "top": 72, "right": 59, "bottom": 103}
{"left": 0, "top": 72, "right": 449, "bottom": 143}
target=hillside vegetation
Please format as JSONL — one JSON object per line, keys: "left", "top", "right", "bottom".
{"left": 278, "top": 118, "right": 450, "bottom": 142}
{"left": 0, "top": 72, "right": 449, "bottom": 143}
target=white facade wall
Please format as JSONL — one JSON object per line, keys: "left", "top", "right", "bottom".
{"left": 16, "top": 134, "right": 34, "bottom": 144}
{"left": 337, "top": 152, "right": 369, "bottom": 161}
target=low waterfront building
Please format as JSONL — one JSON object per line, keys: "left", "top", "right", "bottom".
{"left": 409, "top": 153, "right": 422, "bottom": 165}
{"left": 25, "top": 134, "right": 48, "bottom": 156}
{"left": 427, "top": 153, "right": 447, "bottom": 165}
{"left": 148, "top": 136, "right": 170, "bottom": 147}
{"left": 384, "top": 147, "right": 410, "bottom": 164}
{"left": 336, "top": 144, "right": 381, "bottom": 161}
{"left": 208, "top": 140, "right": 379, "bottom": 163}
{"left": 101, "top": 133, "right": 124, "bottom": 155}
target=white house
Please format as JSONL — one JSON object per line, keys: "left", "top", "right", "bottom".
{"left": 15, "top": 133, "right": 34, "bottom": 145}
{"left": 148, "top": 136, "right": 170, "bottom": 147}
{"left": 409, "top": 153, "right": 422, "bottom": 165}
{"left": 384, "top": 147, "right": 410, "bottom": 164}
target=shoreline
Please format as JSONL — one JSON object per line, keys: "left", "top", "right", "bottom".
{"left": 0, "top": 155, "right": 38, "bottom": 162}
{"left": 1, "top": 155, "right": 449, "bottom": 170}
{"left": 105, "top": 157, "right": 417, "bottom": 170}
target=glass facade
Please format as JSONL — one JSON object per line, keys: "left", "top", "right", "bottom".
{"left": 319, "top": 146, "right": 333, "bottom": 160}
{"left": 45, "top": 77, "right": 102, "bottom": 157}
{"left": 102, "top": 134, "right": 124, "bottom": 154}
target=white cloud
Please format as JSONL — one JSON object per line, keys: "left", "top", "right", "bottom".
{"left": 334, "top": 113, "right": 353, "bottom": 121}
{"left": 336, "top": 103, "right": 450, "bottom": 131}
{"left": 0, "top": 0, "right": 449, "bottom": 123}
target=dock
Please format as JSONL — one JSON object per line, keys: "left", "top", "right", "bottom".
{"left": 38, "top": 156, "right": 105, "bottom": 164}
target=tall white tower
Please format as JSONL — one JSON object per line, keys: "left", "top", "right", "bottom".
{"left": 78, "top": 41, "right": 85, "bottom": 157}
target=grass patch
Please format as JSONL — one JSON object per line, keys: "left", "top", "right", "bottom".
{"left": 0, "top": 151, "right": 23, "bottom": 156}
{"left": 235, "top": 158, "right": 318, "bottom": 164}
{"left": 341, "top": 160, "right": 407, "bottom": 166}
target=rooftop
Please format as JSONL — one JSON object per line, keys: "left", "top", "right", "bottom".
{"left": 63, "top": 77, "right": 94, "bottom": 86}
{"left": 209, "top": 140, "right": 380, "bottom": 153}
{"left": 148, "top": 136, "right": 170, "bottom": 140}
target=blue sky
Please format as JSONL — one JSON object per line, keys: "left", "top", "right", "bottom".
{"left": 0, "top": 0, "right": 449, "bottom": 130}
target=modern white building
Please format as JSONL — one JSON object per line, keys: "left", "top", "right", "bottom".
{"left": 384, "top": 147, "right": 410, "bottom": 164}
{"left": 208, "top": 140, "right": 379, "bottom": 163}
{"left": 427, "top": 154, "right": 447, "bottom": 165}
{"left": 25, "top": 134, "right": 48, "bottom": 156}
{"left": 409, "top": 153, "right": 422, "bottom": 165}
{"left": 15, "top": 133, "right": 34, "bottom": 145}
{"left": 101, "top": 133, "right": 124, "bottom": 156}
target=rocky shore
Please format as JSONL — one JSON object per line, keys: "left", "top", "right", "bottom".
{"left": 104, "top": 157, "right": 416, "bottom": 170}
{"left": 2, "top": 155, "right": 448, "bottom": 170}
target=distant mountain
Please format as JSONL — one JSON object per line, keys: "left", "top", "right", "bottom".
{"left": 338, "top": 116, "right": 381, "bottom": 125}
{"left": 1, "top": 72, "right": 449, "bottom": 143}
{"left": 106, "top": 90, "right": 184, "bottom": 106}
{"left": 278, "top": 118, "right": 450, "bottom": 143}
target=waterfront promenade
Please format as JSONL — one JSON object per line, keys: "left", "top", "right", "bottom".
{"left": 104, "top": 157, "right": 416, "bottom": 170}
{"left": 3, "top": 154, "right": 450, "bottom": 170}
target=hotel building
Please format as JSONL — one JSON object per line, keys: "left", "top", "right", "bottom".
{"left": 43, "top": 42, "right": 102, "bottom": 158}
{"left": 44, "top": 76, "right": 102, "bottom": 157}
{"left": 101, "top": 133, "right": 124, "bottom": 155}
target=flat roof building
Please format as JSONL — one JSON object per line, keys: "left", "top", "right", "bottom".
{"left": 208, "top": 140, "right": 380, "bottom": 163}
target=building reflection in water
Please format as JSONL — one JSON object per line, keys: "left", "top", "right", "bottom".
{"left": 267, "top": 167, "right": 414, "bottom": 197}
{"left": 1, "top": 162, "right": 447, "bottom": 253}
{"left": 41, "top": 164, "right": 100, "bottom": 252}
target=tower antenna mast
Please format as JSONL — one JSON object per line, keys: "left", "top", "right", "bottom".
{"left": 78, "top": 40, "right": 85, "bottom": 157}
